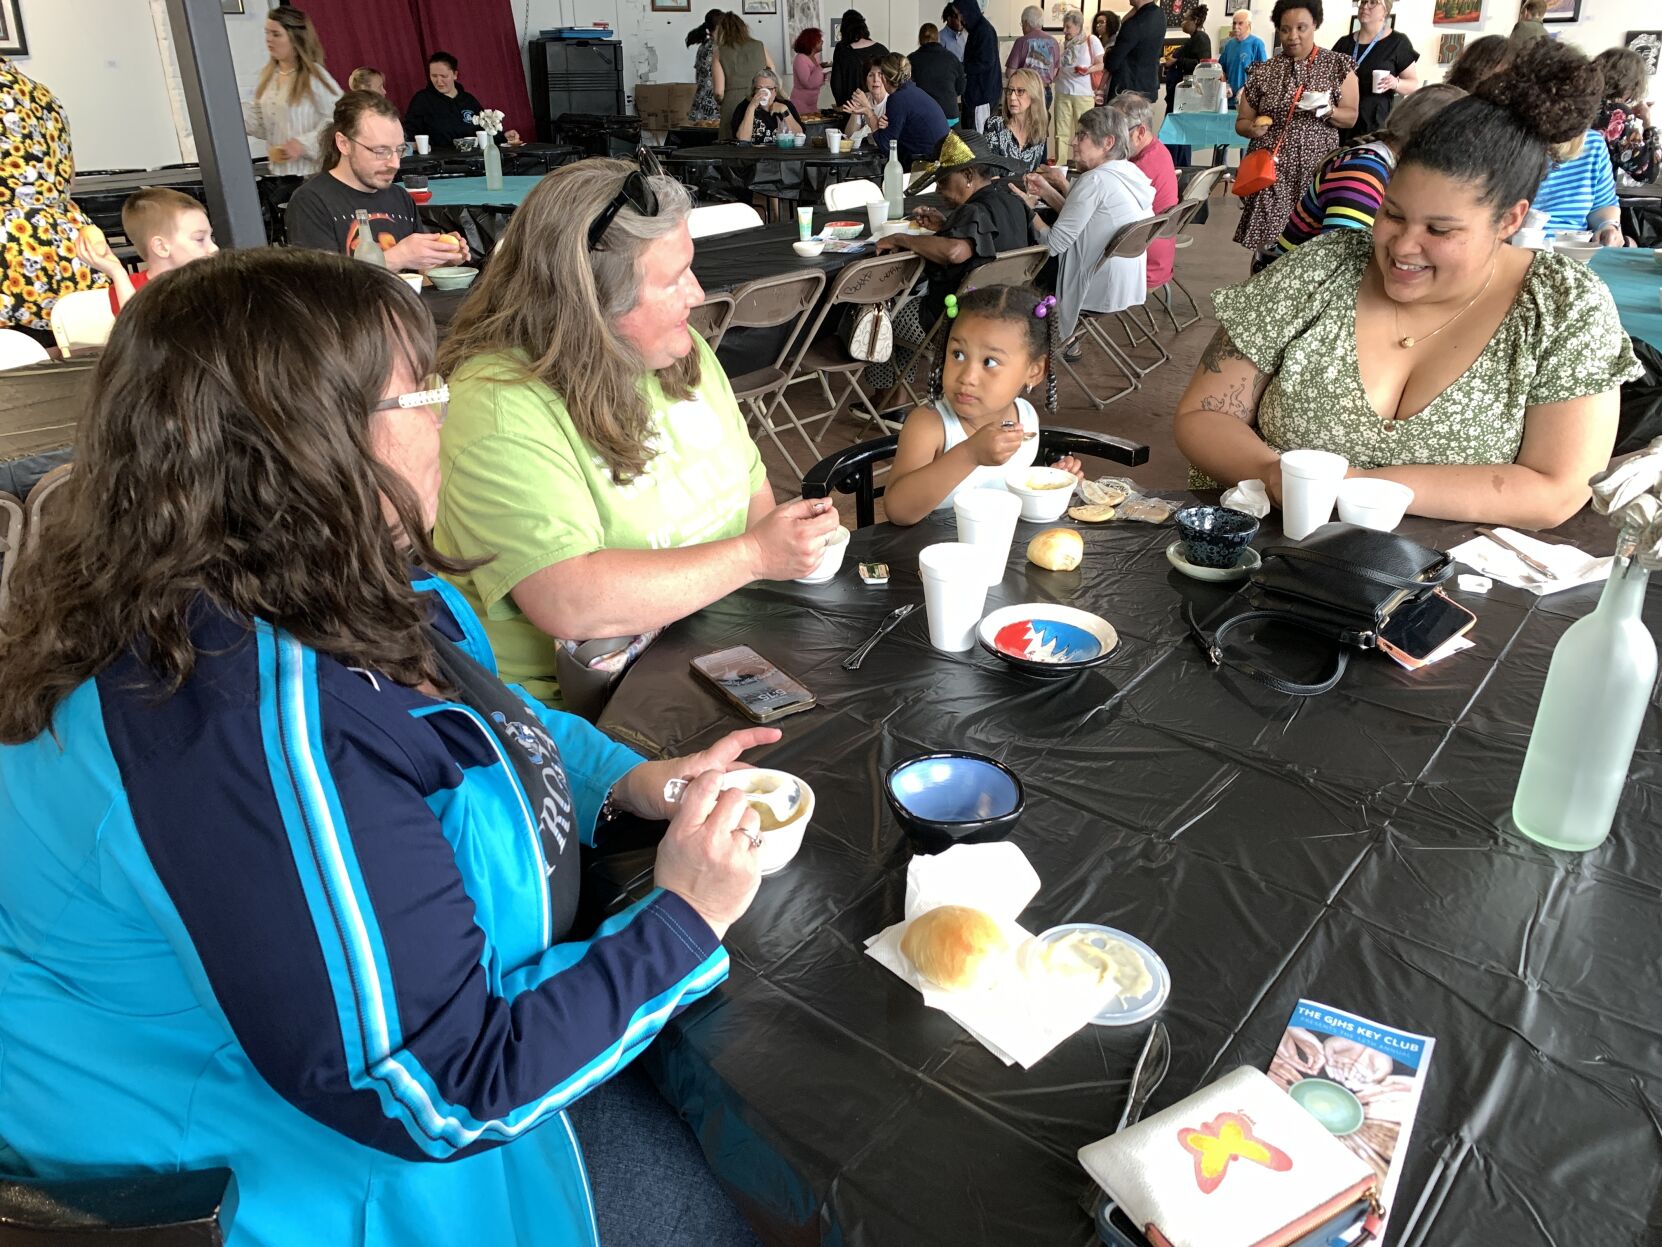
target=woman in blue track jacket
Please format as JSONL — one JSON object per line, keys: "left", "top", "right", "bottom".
{"left": 0, "top": 247, "right": 774, "bottom": 1246}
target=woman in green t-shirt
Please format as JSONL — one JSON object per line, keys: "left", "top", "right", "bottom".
{"left": 433, "top": 159, "right": 841, "bottom": 707}
{"left": 1174, "top": 41, "right": 1638, "bottom": 531}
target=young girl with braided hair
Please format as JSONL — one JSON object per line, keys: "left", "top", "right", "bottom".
{"left": 884, "top": 284, "right": 1085, "bottom": 525}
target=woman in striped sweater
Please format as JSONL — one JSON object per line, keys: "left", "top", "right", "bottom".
{"left": 242, "top": 6, "right": 342, "bottom": 177}
{"left": 1266, "top": 82, "right": 1463, "bottom": 268}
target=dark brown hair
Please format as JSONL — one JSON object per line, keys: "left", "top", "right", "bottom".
{"left": 930, "top": 284, "right": 1058, "bottom": 413}
{"left": 1445, "top": 34, "right": 1513, "bottom": 93}
{"left": 1401, "top": 38, "right": 1602, "bottom": 215}
{"left": 0, "top": 248, "right": 467, "bottom": 743}
{"left": 119, "top": 187, "right": 205, "bottom": 262}
{"left": 1592, "top": 46, "right": 1649, "bottom": 103}
{"left": 320, "top": 90, "right": 404, "bottom": 171}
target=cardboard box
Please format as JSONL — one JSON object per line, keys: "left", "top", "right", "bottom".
{"left": 634, "top": 82, "right": 697, "bottom": 125}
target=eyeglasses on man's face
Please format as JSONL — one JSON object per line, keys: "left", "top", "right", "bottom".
{"left": 350, "top": 135, "right": 413, "bottom": 162}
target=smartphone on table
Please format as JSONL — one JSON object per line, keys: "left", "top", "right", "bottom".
{"left": 691, "top": 646, "right": 816, "bottom": 723}
{"left": 1377, "top": 589, "right": 1477, "bottom": 670}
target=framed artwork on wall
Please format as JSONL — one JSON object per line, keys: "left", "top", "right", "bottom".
{"left": 1346, "top": 13, "right": 1395, "bottom": 37}
{"left": 221, "top": 0, "right": 245, "bottom": 14}
{"left": 1541, "top": 0, "right": 1580, "bottom": 23}
{"left": 742, "top": 0, "right": 779, "bottom": 13}
{"left": 0, "top": 0, "right": 27, "bottom": 56}
{"left": 1431, "top": 0, "right": 1482, "bottom": 26}
{"left": 1625, "top": 30, "right": 1661, "bottom": 76}
{"left": 650, "top": 0, "right": 693, "bottom": 12}
{"left": 1436, "top": 32, "right": 1466, "bottom": 64}
{"left": 1224, "top": 0, "right": 1251, "bottom": 12}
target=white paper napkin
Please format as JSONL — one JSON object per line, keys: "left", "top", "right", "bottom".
{"left": 864, "top": 843, "right": 1113, "bottom": 1068}
{"left": 1448, "top": 528, "right": 1610, "bottom": 595}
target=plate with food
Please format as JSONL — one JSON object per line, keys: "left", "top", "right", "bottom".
{"left": 1024, "top": 923, "right": 1169, "bottom": 1025}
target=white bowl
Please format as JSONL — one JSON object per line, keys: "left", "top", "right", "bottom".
{"left": 1336, "top": 477, "right": 1414, "bottom": 532}
{"left": 1554, "top": 241, "right": 1600, "bottom": 263}
{"left": 722, "top": 768, "right": 813, "bottom": 875}
{"left": 792, "top": 239, "right": 826, "bottom": 257}
{"left": 426, "top": 265, "right": 478, "bottom": 291}
{"left": 398, "top": 272, "right": 424, "bottom": 294}
{"left": 794, "top": 524, "right": 850, "bottom": 583}
{"left": 1004, "top": 466, "right": 1077, "bottom": 521}
{"left": 1556, "top": 229, "right": 1594, "bottom": 245}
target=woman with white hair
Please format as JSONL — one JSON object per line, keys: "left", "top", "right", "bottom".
{"left": 732, "top": 67, "right": 805, "bottom": 142}
{"left": 434, "top": 160, "right": 840, "bottom": 709}
{"left": 1018, "top": 106, "right": 1155, "bottom": 344}
{"left": 1054, "top": 10, "right": 1104, "bottom": 164}
{"left": 1006, "top": 5, "right": 1061, "bottom": 98}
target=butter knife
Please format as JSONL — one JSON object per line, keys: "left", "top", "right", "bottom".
{"left": 842, "top": 603, "right": 918, "bottom": 670}
{"left": 1115, "top": 1020, "right": 1171, "bottom": 1133}
{"left": 1475, "top": 526, "right": 1557, "bottom": 579}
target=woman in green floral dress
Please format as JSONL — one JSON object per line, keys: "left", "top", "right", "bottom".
{"left": 1177, "top": 40, "right": 1639, "bottom": 531}
{"left": 0, "top": 58, "right": 101, "bottom": 335}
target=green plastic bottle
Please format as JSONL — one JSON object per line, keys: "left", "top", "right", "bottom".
{"left": 1512, "top": 544, "right": 1656, "bottom": 851}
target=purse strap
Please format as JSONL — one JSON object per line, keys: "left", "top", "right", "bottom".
{"left": 1260, "top": 544, "right": 1454, "bottom": 593}
{"left": 1185, "top": 602, "right": 1350, "bottom": 697}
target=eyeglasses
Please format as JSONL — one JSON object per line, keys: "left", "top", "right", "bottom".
{"left": 373, "top": 375, "right": 448, "bottom": 423}
{"left": 587, "top": 169, "right": 660, "bottom": 251}
{"left": 349, "top": 134, "right": 413, "bottom": 161}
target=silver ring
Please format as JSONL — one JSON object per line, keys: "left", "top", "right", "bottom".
{"left": 740, "top": 829, "right": 763, "bottom": 849}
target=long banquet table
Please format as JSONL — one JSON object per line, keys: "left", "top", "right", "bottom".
{"left": 592, "top": 505, "right": 1662, "bottom": 1247}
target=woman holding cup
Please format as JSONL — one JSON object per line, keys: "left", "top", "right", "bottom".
{"left": 1332, "top": 0, "right": 1420, "bottom": 146}
{"left": 1175, "top": 40, "right": 1639, "bottom": 532}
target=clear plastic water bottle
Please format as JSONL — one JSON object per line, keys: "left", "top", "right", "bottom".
{"left": 1512, "top": 543, "right": 1657, "bottom": 851}
{"left": 351, "top": 209, "right": 386, "bottom": 268}
{"left": 883, "top": 145, "right": 904, "bottom": 222}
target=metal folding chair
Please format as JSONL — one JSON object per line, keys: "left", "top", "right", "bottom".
{"left": 761, "top": 252, "right": 925, "bottom": 450}
{"left": 1155, "top": 197, "right": 1210, "bottom": 333}
{"left": 890, "top": 244, "right": 1052, "bottom": 411}
{"left": 723, "top": 271, "right": 830, "bottom": 481}
{"left": 688, "top": 293, "right": 736, "bottom": 349}
{"left": 1056, "top": 214, "right": 1170, "bottom": 410}
{"left": 22, "top": 463, "right": 72, "bottom": 556}
{"left": 0, "top": 490, "right": 22, "bottom": 617}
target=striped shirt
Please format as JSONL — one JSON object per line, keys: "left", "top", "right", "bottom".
{"left": 1276, "top": 140, "right": 1394, "bottom": 256}
{"left": 1532, "top": 129, "right": 1618, "bottom": 237}
{"left": 241, "top": 66, "right": 343, "bottom": 176}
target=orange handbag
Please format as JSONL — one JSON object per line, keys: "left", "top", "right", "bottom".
{"left": 1232, "top": 83, "right": 1304, "bottom": 197}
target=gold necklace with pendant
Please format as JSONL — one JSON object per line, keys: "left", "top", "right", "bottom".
{"left": 1392, "top": 261, "right": 1495, "bottom": 350}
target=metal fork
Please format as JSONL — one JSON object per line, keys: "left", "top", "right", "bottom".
{"left": 842, "top": 603, "right": 918, "bottom": 670}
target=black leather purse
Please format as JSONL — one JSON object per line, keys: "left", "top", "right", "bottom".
{"left": 1186, "top": 523, "right": 1456, "bottom": 695}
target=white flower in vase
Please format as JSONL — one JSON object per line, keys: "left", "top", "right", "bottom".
{"left": 478, "top": 109, "right": 506, "bottom": 137}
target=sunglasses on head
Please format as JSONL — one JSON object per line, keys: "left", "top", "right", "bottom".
{"left": 586, "top": 153, "right": 666, "bottom": 250}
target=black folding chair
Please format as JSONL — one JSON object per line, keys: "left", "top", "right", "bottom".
{"left": 801, "top": 427, "right": 1150, "bottom": 528}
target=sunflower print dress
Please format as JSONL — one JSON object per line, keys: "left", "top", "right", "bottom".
{"left": 1, "top": 58, "right": 101, "bottom": 332}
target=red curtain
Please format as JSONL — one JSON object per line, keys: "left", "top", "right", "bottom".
{"left": 301, "top": 0, "right": 533, "bottom": 139}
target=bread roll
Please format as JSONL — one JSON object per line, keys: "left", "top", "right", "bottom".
{"left": 901, "top": 905, "right": 1010, "bottom": 992}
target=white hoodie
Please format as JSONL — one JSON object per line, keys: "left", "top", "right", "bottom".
{"left": 1045, "top": 158, "right": 1156, "bottom": 339}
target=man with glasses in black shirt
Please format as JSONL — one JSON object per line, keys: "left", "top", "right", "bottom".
{"left": 286, "top": 91, "right": 470, "bottom": 272}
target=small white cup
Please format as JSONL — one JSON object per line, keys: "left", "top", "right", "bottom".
{"left": 794, "top": 524, "right": 850, "bottom": 583}
{"left": 398, "top": 272, "right": 424, "bottom": 294}
{"left": 953, "top": 490, "right": 1022, "bottom": 587}
{"left": 414, "top": 134, "right": 431, "bottom": 155}
{"left": 1278, "top": 448, "right": 1349, "bottom": 541}
{"left": 1371, "top": 69, "right": 1392, "bottom": 94}
{"left": 827, "top": 130, "right": 844, "bottom": 153}
{"left": 1336, "top": 478, "right": 1414, "bottom": 532}
{"left": 918, "top": 542, "right": 990, "bottom": 652}
{"left": 866, "top": 200, "right": 888, "bottom": 235}
{"left": 710, "top": 768, "right": 813, "bottom": 875}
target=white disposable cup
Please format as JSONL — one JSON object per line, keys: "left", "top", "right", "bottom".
{"left": 827, "top": 130, "right": 844, "bottom": 153}
{"left": 1371, "top": 69, "right": 1391, "bottom": 94}
{"left": 918, "top": 542, "right": 990, "bottom": 652}
{"left": 414, "top": 134, "right": 430, "bottom": 155}
{"left": 953, "top": 490, "right": 1022, "bottom": 587}
{"left": 866, "top": 200, "right": 888, "bottom": 234}
{"left": 1278, "top": 448, "right": 1349, "bottom": 540}
{"left": 1336, "top": 477, "right": 1414, "bottom": 532}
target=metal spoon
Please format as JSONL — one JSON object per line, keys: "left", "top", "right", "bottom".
{"left": 662, "top": 773, "right": 802, "bottom": 822}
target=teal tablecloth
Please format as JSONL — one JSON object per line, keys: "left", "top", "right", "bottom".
{"left": 1591, "top": 247, "right": 1662, "bottom": 354}
{"left": 1158, "top": 111, "right": 1247, "bottom": 151}
{"left": 418, "top": 176, "right": 543, "bottom": 208}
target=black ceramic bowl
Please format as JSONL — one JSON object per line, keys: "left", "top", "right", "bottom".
{"left": 883, "top": 751, "right": 1025, "bottom": 853}
{"left": 1174, "top": 505, "right": 1260, "bottom": 569}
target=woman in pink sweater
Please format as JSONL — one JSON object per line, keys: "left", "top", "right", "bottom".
{"left": 791, "top": 27, "right": 828, "bottom": 114}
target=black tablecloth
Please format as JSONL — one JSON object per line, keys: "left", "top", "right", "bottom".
{"left": 664, "top": 143, "right": 883, "bottom": 204}
{"left": 399, "top": 142, "right": 579, "bottom": 180}
{"left": 593, "top": 508, "right": 1662, "bottom": 1247}
{"left": 1618, "top": 186, "right": 1661, "bottom": 249}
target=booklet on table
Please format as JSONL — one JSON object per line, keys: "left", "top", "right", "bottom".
{"left": 1267, "top": 999, "right": 1434, "bottom": 1246}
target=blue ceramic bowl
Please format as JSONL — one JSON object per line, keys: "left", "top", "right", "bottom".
{"left": 884, "top": 751, "right": 1025, "bottom": 853}
{"left": 1174, "top": 505, "right": 1260, "bottom": 569}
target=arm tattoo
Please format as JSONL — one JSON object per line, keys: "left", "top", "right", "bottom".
{"left": 1199, "top": 327, "right": 1251, "bottom": 374}
{"left": 1199, "top": 380, "right": 1256, "bottom": 423}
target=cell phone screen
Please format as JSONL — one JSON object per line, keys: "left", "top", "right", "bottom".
{"left": 1379, "top": 589, "right": 1475, "bottom": 661}
{"left": 691, "top": 646, "right": 816, "bottom": 723}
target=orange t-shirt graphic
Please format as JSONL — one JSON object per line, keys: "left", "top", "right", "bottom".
{"left": 343, "top": 214, "right": 399, "bottom": 256}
